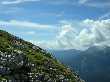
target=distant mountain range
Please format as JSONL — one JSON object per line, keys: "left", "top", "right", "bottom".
{"left": 50, "top": 46, "right": 110, "bottom": 82}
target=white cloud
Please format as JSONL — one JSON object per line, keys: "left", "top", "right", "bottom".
{"left": 44, "top": 0, "right": 72, "bottom": 5}
{"left": 78, "top": 0, "right": 88, "bottom": 4}
{"left": 26, "top": 31, "right": 36, "bottom": 35}
{"left": 1, "top": 0, "right": 40, "bottom": 5}
{"left": 57, "top": 19, "right": 110, "bottom": 50}
{"left": 35, "top": 19, "right": 110, "bottom": 50}
{"left": 1, "top": 0, "right": 110, "bottom": 8}
{"left": 37, "top": 12, "right": 64, "bottom": 17}
{"left": 85, "top": 2, "right": 110, "bottom": 8}
{"left": 29, "top": 40, "right": 59, "bottom": 50}
{"left": 57, "top": 24, "right": 74, "bottom": 38}
{"left": 99, "top": 12, "right": 110, "bottom": 20}
{"left": 78, "top": 0, "right": 110, "bottom": 8}
{"left": 0, "top": 20, "right": 53, "bottom": 29}
{"left": 21, "top": 31, "right": 36, "bottom": 35}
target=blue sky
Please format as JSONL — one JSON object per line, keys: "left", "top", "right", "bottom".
{"left": 0, "top": 0, "right": 110, "bottom": 50}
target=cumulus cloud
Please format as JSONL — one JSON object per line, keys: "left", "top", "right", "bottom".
{"left": 55, "top": 22, "right": 78, "bottom": 49}
{"left": 99, "top": 12, "right": 110, "bottom": 20}
{"left": 56, "top": 19, "right": 110, "bottom": 50}
{"left": 1, "top": 0, "right": 40, "bottom": 5}
{"left": 0, "top": 20, "right": 53, "bottom": 29}
{"left": 36, "top": 19, "right": 110, "bottom": 50}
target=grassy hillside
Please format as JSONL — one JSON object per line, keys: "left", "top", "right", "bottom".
{"left": 0, "top": 29, "right": 84, "bottom": 82}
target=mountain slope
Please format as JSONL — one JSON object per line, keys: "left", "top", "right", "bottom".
{"left": 51, "top": 46, "right": 110, "bottom": 82}
{"left": 77, "top": 46, "right": 110, "bottom": 82}
{"left": 0, "top": 29, "right": 84, "bottom": 82}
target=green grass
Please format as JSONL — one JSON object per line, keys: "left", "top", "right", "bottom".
{"left": 0, "top": 29, "right": 80, "bottom": 82}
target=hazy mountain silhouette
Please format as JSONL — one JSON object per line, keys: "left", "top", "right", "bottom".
{"left": 51, "top": 46, "right": 110, "bottom": 82}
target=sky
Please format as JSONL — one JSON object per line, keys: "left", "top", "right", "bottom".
{"left": 0, "top": 0, "right": 110, "bottom": 50}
